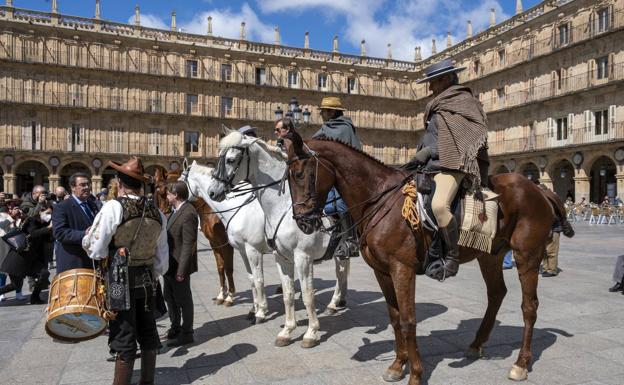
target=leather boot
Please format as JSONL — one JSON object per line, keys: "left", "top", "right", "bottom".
{"left": 112, "top": 357, "right": 135, "bottom": 385}
{"left": 437, "top": 217, "right": 460, "bottom": 280}
{"left": 138, "top": 349, "right": 157, "bottom": 385}
{"left": 342, "top": 213, "right": 360, "bottom": 257}
{"left": 0, "top": 283, "right": 16, "bottom": 295}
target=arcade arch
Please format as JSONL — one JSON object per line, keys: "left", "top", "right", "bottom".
{"left": 550, "top": 159, "right": 575, "bottom": 201}
{"left": 519, "top": 162, "right": 540, "bottom": 182}
{"left": 59, "top": 162, "right": 92, "bottom": 190}
{"left": 494, "top": 165, "right": 510, "bottom": 174}
{"left": 15, "top": 160, "right": 49, "bottom": 195}
{"left": 589, "top": 156, "right": 617, "bottom": 203}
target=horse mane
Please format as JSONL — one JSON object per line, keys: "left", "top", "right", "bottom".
{"left": 310, "top": 136, "right": 392, "bottom": 170}
{"left": 190, "top": 163, "right": 214, "bottom": 176}
{"left": 220, "top": 131, "right": 288, "bottom": 162}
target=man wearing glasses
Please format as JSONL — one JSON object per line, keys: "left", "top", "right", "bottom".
{"left": 52, "top": 173, "right": 99, "bottom": 273}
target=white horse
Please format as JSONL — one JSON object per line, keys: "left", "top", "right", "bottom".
{"left": 181, "top": 162, "right": 271, "bottom": 322}
{"left": 206, "top": 131, "right": 350, "bottom": 348}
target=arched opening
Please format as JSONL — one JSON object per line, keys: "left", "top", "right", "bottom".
{"left": 552, "top": 160, "right": 575, "bottom": 201}
{"left": 495, "top": 165, "right": 510, "bottom": 174}
{"left": 520, "top": 162, "right": 540, "bottom": 182}
{"left": 60, "top": 162, "right": 92, "bottom": 190}
{"left": 590, "top": 156, "right": 617, "bottom": 203}
{"left": 15, "top": 160, "right": 49, "bottom": 195}
{"left": 0, "top": 167, "right": 4, "bottom": 192}
{"left": 101, "top": 166, "right": 117, "bottom": 191}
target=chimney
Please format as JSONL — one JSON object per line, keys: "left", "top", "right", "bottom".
{"left": 431, "top": 39, "right": 437, "bottom": 55}
{"left": 516, "top": 0, "right": 523, "bottom": 15}
{"left": 207, "top": 16, "right": 212, "bottom": 36}
{"left": 490, "top": 8, "right": 496, "bottom": 27}
{"left": 360, "top": 40, "right": 366, "bottom": 57}
{"left": 446, "top": 32, "right": 452, "bottom": 48}
{"left": 240, "top": 22, "right": 246, "bottom": 40}
{"left": 52, "top": 0, "right": 58, "bottom": 13}
{"left": 414, "top": 46, "right": 422, "bottom": 61}
{"left": 333, "top": 35, "right": 339, "bottom": 53}
{"left": 467, "top": 20, "right": 473, "bottom": 38}
{"left": 274, "top": 26, "right": 281, "bottom": 45}
{"left": 304, "top": 32, "right": 310, "bottom": 49}
{"left": 171, "top": 11, "right": 176, "bottom": 31}
{"left": 134, "top": 5, "right": 140, "bottom": 26}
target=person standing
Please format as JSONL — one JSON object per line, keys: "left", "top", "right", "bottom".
{"left": 404, "top": 59, "right": 489, "bottom": 281}
{"left": 608, "top": 255, "right": 624, "bottom": 293}
{"left": 84, "top": 156, "right": 168, "bottom": 385}
{"left": 541, "top": 219, "right": 562, "bottom": 277}
{"left": 20, "top": 185, "right": 46, "bottom": 217}
{"left": 52, "top": 173, "right": 98, "bottom": 273}
{"left": 53, "top": 186, "right": 68, "bottom": 203}
{"left": 163, "top": 181, "right": 198, "bottom": 346}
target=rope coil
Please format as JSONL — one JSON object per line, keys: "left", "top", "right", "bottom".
{"left": 401, "top": 180, "right": 421, "bottom": 231}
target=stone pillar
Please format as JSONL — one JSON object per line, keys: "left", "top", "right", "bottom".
{"left": 616, "top": 174, "right": 624, "bottom": 198}
{"left": 95, "top": 0, "right": 101, "bottom": 19}
{"left": 52, "top": 0, "right": 58, "bottom": 13}
{"left": 446, "top": 31, "right": 452, "bottom": 48}
{"left": 91, "top": 175, "right": 102, "bottom": 192}
{"left": 574, "top": 171, "right": 591, "bottom": 202}
{"left": 540, "top": 171, "right": 553, "bottom": 190}
{"left": 490, "top": 8, "right": 496, "bottom": 27}
{"left": 431, "top": 39, "right": 437, "bottom": 55}
{"left": 360, "top": 40, "right": 366, "bottom": 57}
{"left": 171, "top": 11, "right": 176, "bottom": 31}
{"left": 134, "top": 5, "right": 141, "bottom": 26}
{"left": 467, "top": 20, "right": 473, "bottom": 38}
{"left": 207, "top": 16, "right": 212, "bottom": 36}
{"left": 304, "top": 32, "right": 309, "bottom": 49}
{"left": 48, "top": 174, "right": 60, "bottom": 191}
{"left": 3, "top": 173, "right": 15, "bottom": 194}
{"left": 6, "top": 0, "right": 13, "bottom": 6}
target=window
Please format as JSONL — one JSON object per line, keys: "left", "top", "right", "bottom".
{"left": 185, "top": 60, "right": 198, "bottom": 78}
{"left": 220, "top": 96, "right": 233, "bottom": 117}
{"left": 558, "top": 23, "right": 569, "bottom": 46}
{"left": 594, "top": 109, "right": 609, "bottom": 135}
{"left": 221, "top": 64, "right": 232, "bottom": 81}
{"left": 597, "top": 56, "right": 609, "bottom": 79}
{"left": 184, "top": 131, "right": 200, "bottom": 154}
{"left": 317, "top": 73, "right": 328, "bottom": 91}
{"left": 149, "top": 129, "right": 163, "bottom": 155}
{"left": 149, "top": 55, "right": 160, "bottom": 74}
{"left": 373, "top": 79, "right": 383, "bottom": 96}
{"left": 68, "top": 123, "right": 84, "bottom": 152}
{"left": 597, "top": 7, "right": 610, "bottom": 33}
{"left": 70, "top": 84, "right": 83, "bottom": 107}
{"left": 556, "top": 117, "right": 568, "bottom": 141}
{"left": 556, "top": 69, "right": 563, "bottom": 90}
{"left": 498, "top": 49, "right": 506, "bottom": 67}
{"left": 496, "top": 87, "right": 505, "bottom": 107}
{"left": 22, "top": 121, "right": 41, "bottom": 151}
{"left": 255, "top": 67, "right": 266, "bottom": 85}
{"left": 347, "top": 77, "right": 357, "bottom": 94}
{"left": 185, "top": 94, "right": 198, "bottom": 115}
{"left": 110, "top": 128, "right": 123, "bottom": 153}
{"left": 473, "top": 59, "right": 480, "bottom": 76}
{"left": 288, "top": 70, "right": 299, "bottom": 88}
{"left": 148, "top": 94, "right": 162, "bottom": 113}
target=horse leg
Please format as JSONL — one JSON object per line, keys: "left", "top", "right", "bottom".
{"left": 325, "top": 256, "right": 350, "bottom": 315}
{"left": 238, "top": 248, "right": 258, "bottom": 321}
{"left": 213, "top": 249, "right": 227, "bottom": 305}
{"left": 274, "top": 253, "right": 297, "bottom": 347}
{"left": 223, "top": 246, "right": 236, "bottom": 307}
{"left": 466, "top": 251, "right": 508, "bottom": 358}
{"left": 373, "top": 270, "right": 409, "bottom": 382}
{"left": 245, "top": 245, "right": 267, "bottom": 323}
{"left": 293, "top": 252, "right": 320, "bottom": 348}
{"left": 508, "top": 247, "right": 542, "bottom": 381}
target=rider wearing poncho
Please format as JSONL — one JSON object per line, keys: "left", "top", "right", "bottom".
{"left": 312, "top": 97, "right": 362, "bottom": 259}
{"left": 405, "top": 59, "right": 489, "bottom": 281}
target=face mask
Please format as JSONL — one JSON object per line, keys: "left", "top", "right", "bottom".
{"left": 40, "top": 213, "right": 52, "bottom": 223}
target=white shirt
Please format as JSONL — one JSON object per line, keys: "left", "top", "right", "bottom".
{"left": 82, "top": 195, "right": 169, "bottom": 278}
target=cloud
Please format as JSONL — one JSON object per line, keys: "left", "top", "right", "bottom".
{"left": 257, "top": 0, "right": 509, "bottom": 60}
{"left": 127, "top": 3, "right": 274, "bottom": 43}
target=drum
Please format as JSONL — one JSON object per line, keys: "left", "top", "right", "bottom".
{"left": 45, "top": 268, "right": 107, "bottom": 342}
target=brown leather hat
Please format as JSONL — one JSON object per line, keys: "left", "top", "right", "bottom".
{"left": 108, "top": 156, "right": 150, "bottom": 183}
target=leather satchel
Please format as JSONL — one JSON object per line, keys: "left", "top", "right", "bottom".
{"left": 1, "top": 228, "right": 29, "bottom": 253}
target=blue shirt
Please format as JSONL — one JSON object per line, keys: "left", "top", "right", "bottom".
{"left": 72, "top": 194, "right": 94, "bottom": 220}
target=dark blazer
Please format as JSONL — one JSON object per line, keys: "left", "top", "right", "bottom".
{"left": 166, "top": 202, "right": 198, "bottom": 277}
{"left": 52, "top": 196, "right": 98, "bottom": 273}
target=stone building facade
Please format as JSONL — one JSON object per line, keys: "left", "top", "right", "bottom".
{"left": 0, "top": 0, "right": 623, "bottom": 203}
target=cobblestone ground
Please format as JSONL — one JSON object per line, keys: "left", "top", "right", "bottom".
{"left": 1, "top": 222, "right": 623, "bottom": 385}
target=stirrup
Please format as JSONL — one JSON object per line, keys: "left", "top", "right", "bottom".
{"left": 425, "top": 258, "right": 456, "bottom": 282}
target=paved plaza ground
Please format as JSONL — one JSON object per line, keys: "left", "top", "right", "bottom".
{"left": 1, "top": 222, "right": 623, "bottom": 385}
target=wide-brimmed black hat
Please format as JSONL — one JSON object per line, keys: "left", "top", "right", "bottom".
{"left": 417, "top": 59, "right": 466, "bottom": 84}
{"left": 238, "top": 125, "right": 258, "bottom": 137}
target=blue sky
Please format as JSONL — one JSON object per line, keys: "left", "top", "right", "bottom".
{"left": 13, "top": 0, "right": 542, "bottom": 60}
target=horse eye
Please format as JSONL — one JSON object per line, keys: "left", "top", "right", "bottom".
{"left": 294, "top": 171, "right": 304, "bottom": 180}
{"left": 226, "top": 158, "right": 235, "bottom": 164}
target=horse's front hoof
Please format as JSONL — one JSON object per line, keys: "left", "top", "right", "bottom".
{"left": 275, "top": 337, "right": 292, "bottom": 347}
{"left": 214, "top": 298, "right": 225, "bottom": 305}
{"left": 246, "top": 311, "right": 255, "bottom": 320}
{"left": 382, "top": 369, "right": 404, "bottom": 382}
{"left": 323, "top": 307, "right": 337, "bottom": 316}
{"left": 301, "top": 338, "right": 318, "bottom": 349}
{"left": 254, "top": 316, "right": 266, "bottom": 324}
{"left": 465, "top": 346, "right": 483, "bottom": 359}
{"left": 223, "top": 300, "right": 234, "bottom": 307}
{"left": 508, "top": 364, "right": 528, "bottom": 381}
{"left": 337, "top": 300, "right": 347, "bottom": 308}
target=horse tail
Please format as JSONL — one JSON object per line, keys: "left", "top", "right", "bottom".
{"left": 541, "top": 189, "right": 575, "bottom": 238}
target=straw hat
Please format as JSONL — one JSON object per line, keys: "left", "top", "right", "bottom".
{"left": 318, "top": 96, "right": 346, "bottom": 111}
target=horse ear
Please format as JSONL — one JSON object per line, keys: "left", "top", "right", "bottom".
{"left": 221, "top": 124, "right": 234, "bottom": 135}
{"left": 192, "top": 160, "right": 198, "bottom": 166}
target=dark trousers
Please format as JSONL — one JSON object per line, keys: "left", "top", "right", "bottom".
{"left": 109, "top": 287, "right": 160, "bottom": 361}
{"left": 163, "top": 275, "right": 194, "bottom": 334}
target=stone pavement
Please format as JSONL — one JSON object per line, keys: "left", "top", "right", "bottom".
{"left": 1, "top": 222, "right": 623, "bottom": 385}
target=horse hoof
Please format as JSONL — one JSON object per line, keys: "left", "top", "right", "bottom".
{"left": 508, "top": 364, "right": 528, "bottom": 381}
{"left": 246, "top": 311, "right": 255, "bottom": 321}
{"left": 255, "top": 316, "right": 266, "bottom": 324}
{"left": 323, "top": 307, "right": 337, "bottom": 316}
{"left": 223, "top": 300, "right": 234, "bottom": 307}
{"left": 275, "top": 337, "right": 291, "bottom": 347}
{"left": 301, "top": 338, "right": 318, "bottom": 349}
{"left": 381, "top": 369, "right": 404, "bottom": 382}
{"left": 214, "top": 298, "right": 225, "bottom": 305}
{"left": 337, "top": 300, "right": 347, "bottom": 308}
{"left": 465, "top": 347, "right": 483, "bottom": 359}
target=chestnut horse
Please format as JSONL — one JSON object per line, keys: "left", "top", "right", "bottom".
{"left": 153, "top": 168, "right": 236, "bottom": 306}
{"left": 283, "top": 134, "right": 572, "bottom": 385}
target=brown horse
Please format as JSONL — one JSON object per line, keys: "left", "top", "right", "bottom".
{"left": 283, "top": 134, "right": 572, "bottom": 385}
{"left": 152, "top": 168, "right": 236, "bottom": 306}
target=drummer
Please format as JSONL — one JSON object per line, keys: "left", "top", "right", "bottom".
{"left": 85, "top": 156, "right": 168, "bottom": 385}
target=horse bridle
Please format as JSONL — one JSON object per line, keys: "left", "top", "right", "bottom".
{"left": 213, "top": 145, "right": 251, "bottom": 190}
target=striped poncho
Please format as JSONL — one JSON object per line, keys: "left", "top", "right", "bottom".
{"left": 423, "top": 85, "right": 488, "bottom": 189}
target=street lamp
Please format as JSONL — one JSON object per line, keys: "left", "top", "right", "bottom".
{"left": 275, "top": 97, "right": 310, "bottom": 126}
{"left": 274, "top": 106, "right": 283, "bottom": 120}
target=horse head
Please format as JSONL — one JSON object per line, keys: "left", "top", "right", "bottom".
{"left": 281, "top": 131, "right": 335, "bottom": 235}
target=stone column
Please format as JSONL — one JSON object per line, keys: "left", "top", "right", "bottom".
{"left": 573, "top": 170, "right": 591, "bottom": 202}
{"left": 48, "top": 174, "right": 60, "bottom": 191}
{"left": 91, "top": 175, "right": 102, "bottom": 192}
{"left": 616, "top": 174, "right": 624, "bottom": 198}
{"left": 3, "top": 173, "right": 16, "bottom": 194}
{"left": 540, "top": 171, "right": 553, "bottom": 190}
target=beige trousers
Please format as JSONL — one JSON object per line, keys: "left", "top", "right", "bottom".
{"left": 432, "top": 172, "right": 464, "bottom": 228}
{"left": 542, "top": 232, "right": 560, "bottom": 274}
